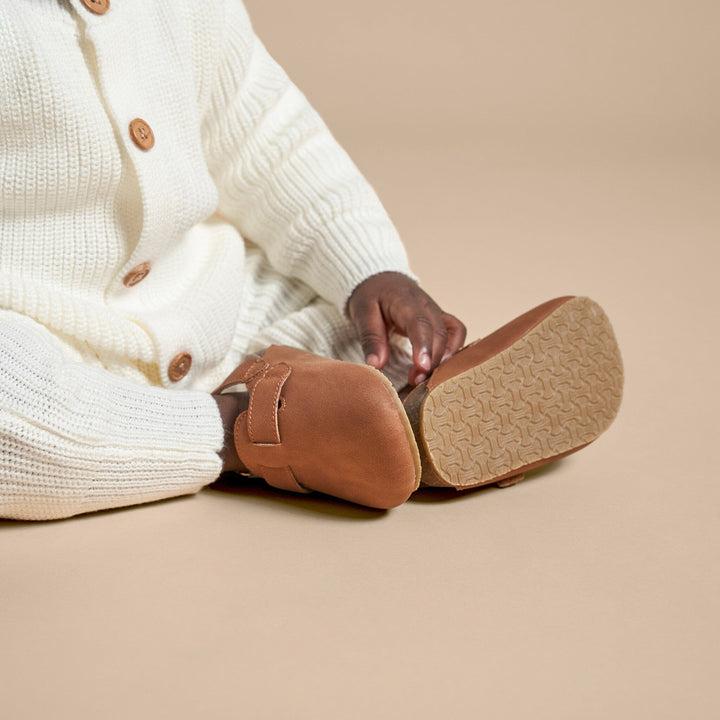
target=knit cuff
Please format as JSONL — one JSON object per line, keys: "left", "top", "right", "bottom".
{"left": 0, "top": 313, "right": 224, "bottom": 520}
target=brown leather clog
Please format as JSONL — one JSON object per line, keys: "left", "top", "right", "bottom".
{"left": 212, "top": 345, "right": 421, "bottom": 509}
{"left": 403, "top": 296, "right": 624, "bottom": 489}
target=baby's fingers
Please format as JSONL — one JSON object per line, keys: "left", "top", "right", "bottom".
{"left": 401, "top": 305, "right": 450, "bottom": 381}
{"left": 441, "top": 313, "right": 467, "bottom": 362}
{"left": 351, "top": 300, "right": 390, "bottom": 369}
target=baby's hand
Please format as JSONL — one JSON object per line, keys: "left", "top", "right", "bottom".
{"left": 346, "top": 272, "right": 467, "bottom": 386}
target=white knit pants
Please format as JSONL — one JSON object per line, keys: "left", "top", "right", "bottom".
{"left": 199, "top": 244, "right": 415, "bottom": 395}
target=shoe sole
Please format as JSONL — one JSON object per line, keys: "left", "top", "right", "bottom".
{"left": 405, "top": 296, "right": 624, "bottom": 489}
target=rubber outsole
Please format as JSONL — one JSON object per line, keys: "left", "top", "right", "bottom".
{"left": 408, "top": 296, "right": 624, "bottom": 489}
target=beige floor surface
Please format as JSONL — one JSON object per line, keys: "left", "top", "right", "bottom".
{"left": 2, "top": 2, "right": 718, "bottom": 718}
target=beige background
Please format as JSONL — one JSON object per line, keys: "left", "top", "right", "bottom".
{"left": 2, "top": 1, "right": 718, "bottom": 717}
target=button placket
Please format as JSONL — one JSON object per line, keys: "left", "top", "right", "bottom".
{"left": 71, "top": 0, "right": 196, "bottom": 387}
{"left": 73, "top": 0, "right": 195, "bottom": 385}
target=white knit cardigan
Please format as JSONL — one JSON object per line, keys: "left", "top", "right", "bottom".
{"left": 0, "top": 0, "right": 414, "bottom": 520}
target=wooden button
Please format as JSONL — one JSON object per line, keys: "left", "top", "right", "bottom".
{"left": 129, "top": 118, "right": 155, "bottom": 151}
{"left": 122, "top": 262, "right": 151, "bottom": 287}
{"left": 80, "top": 0, "right": 110, "bottom": 15}
{"left": 168, "top": 352, "right": 192, "bottom": 382}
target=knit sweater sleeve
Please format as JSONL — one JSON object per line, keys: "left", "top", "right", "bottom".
{"left": 200, "top": 2, "right": 417, "bottom": 313}
{"left": 0, "top": 311, "right": 225, "bottom": 521}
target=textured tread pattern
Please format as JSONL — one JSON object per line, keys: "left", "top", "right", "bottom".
{"left": 421, "top": 297, "right": 623, "bottom": 488}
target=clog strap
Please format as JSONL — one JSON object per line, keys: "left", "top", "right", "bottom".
{"left": 246, "top": 362, "right": 291, "bottom": 444}
{"left": 225, "top": 358, "right": 312, "bottom": 495}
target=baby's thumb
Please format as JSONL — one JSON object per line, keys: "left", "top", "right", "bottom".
{"left": 356, "top": 302, "right": 390, "bottom": 369}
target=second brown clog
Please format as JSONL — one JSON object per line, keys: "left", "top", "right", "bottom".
{"left": 403, "top": 296, "right": 624, "bottom": 490}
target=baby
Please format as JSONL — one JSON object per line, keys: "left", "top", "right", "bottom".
{"left": 0, "top": 0, "right": 623, "bottom": 520}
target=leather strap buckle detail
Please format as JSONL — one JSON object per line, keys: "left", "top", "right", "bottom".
{"left": 247, "top": 362, "right": 292, "bottom": 444}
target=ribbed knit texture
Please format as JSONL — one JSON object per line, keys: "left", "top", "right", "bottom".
{"left": 0, "top": 0, "right": 416, "bottom": 520}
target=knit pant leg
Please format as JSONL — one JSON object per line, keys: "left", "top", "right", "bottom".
{"left": 243, "top": 295, "right": 413, "bottom": 392}
{"left": 195, "top": 244, "right": 413, "bottom": 394}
